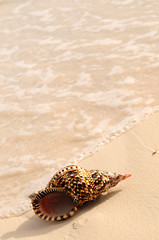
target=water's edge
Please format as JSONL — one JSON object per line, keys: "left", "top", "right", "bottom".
{"left": 1, "top": 105, "right": 158, "bottom": 219}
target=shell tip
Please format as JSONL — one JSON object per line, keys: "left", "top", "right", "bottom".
{"left": 124, "top": 173, "right": 132, "bottom": 179}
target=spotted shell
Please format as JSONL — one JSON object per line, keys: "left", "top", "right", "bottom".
{"left": 29, "top": 165, "right": 131, "bottom": 221}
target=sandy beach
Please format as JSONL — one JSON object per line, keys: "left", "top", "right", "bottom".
{"left": 1, "top": 111, "right": 159, "bottom": 240}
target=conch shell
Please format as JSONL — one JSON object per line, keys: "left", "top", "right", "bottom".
{"left": 29, "top": 165, "right": 131, "bottom": 221}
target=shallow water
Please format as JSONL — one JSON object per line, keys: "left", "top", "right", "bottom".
{"left": 0, "top": 0, "right": 159, "bottom": 217}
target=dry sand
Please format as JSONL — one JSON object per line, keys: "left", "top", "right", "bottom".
{"left": 0, "top": 112, "right": 159, "bottom": 240}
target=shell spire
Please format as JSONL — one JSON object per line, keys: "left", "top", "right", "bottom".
{"left": 29, "top": 165, "right": 131, "bottom": 221}
{"left": 103, "top": 171, "right": 132, "bottom": 188}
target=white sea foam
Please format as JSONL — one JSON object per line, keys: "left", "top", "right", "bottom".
{"left": 76, "top": 72, "right": 92, "bottom": 87}
{"left": 118, "top": 76, "right": 135, "bottom": 84}
{"left": 108, "top": 66, "right": 124, "bottom": 76}
{"left": 0, "top": 0, "right": 159, "bottom": 218}
{"left": 13, "top": 1, "right": 31, "bottom": 14}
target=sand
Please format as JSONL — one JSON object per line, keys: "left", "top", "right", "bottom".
{"left": 0, "top": 112, "right": 159, "bottom": 240}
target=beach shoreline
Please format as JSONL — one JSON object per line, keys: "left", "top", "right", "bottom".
{"left": 1, "top": 111, "right": 159, "bottom": 240}
{"left": 1, "top": 0, "right": 159, "bottom": 223}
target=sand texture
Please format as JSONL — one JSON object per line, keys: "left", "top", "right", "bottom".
{"left": 1, "top": 112, "right": 159, "bottom": 240}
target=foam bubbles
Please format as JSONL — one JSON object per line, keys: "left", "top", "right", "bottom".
{"left": 118, "top": 76, "right": 135, "bottom": 84}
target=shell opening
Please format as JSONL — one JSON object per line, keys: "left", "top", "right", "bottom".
{"left": 32, "top": 188, "right": 78, "bottom": 221}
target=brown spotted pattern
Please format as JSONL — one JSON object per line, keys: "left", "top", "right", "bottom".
{"left": 30, "top": 165, "right": 131, "bottom": 221}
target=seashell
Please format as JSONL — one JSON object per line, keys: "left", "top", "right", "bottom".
{"left": 29, "top": 165, "right": 131, "bottom": 221}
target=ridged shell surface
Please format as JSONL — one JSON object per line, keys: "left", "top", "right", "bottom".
{"left": 30, "top": 165, "right": 131, "bottom": 221}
